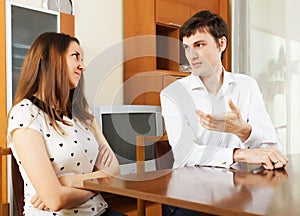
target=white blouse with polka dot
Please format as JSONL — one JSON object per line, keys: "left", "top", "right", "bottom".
{"left": 7, "top": 99, "right": 107, "bottom": 216}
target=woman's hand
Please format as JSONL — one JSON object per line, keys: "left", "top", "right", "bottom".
{"left": 31, "top": 194, "right": 50, "bottom": 211}
{"left": 95, "top": 144, "right": 113, "bottom": 169}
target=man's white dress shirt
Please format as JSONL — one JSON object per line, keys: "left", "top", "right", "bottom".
{"left": 160, "top": 71, "right": 282, "bottom": 168}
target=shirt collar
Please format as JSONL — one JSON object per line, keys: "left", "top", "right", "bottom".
{"left": 223, "top": 70, "right": 236, "bottom": 87}
{"left": 188, "top": 69, "right": 236, "bottom": 91}
{"left": 29, "top": 96, "right": 73, "bottom": 120}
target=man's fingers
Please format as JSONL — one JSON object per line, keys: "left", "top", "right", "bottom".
{"left": 228, "top": 99, "right": 239, "bottom": 113}
{"left": 196, "top": 110, "right": 207, "bottom": 118}
{"left": 274, "top": 161, "right": 284, "bottom": 169}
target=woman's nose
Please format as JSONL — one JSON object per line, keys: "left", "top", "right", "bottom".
{"left": 79, "top": 61, "right": 86, "bottom": 72}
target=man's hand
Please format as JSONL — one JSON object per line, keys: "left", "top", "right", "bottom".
{"left": 234, "top": 168, "right": 288, "bottom": 188}
{"left": 196, "top": 99, "right": 251, "bottom": 141}
{"left": 233, "top": 148, "right": 288, "bottom": 170}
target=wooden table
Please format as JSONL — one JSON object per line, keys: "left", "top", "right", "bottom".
{"left": 81, "top": 154, "right": 300, "bottom": 216}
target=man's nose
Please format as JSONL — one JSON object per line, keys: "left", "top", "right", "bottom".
{"left": 186, "top": 47, "right": 199, "bottom": 60}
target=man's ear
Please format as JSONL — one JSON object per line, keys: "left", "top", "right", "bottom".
{"left": 218, "top": 36, "right": 227, "bottom": 52}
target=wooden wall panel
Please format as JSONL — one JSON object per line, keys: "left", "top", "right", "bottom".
{"left": 124, "top": 0, "right": 157, "bottom": 105}
{"left": 0, "top": 0, "right": 8, "bottom": 205}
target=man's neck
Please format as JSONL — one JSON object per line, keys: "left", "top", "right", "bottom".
{"left": 200, "top": 67, "right": 224, "bottom": 95}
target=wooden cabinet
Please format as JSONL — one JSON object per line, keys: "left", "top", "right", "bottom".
{"left": 190, "top": 0, "right": 220, "bottom": 15}
{"left": 60, "top": 13, "right": 75, "bottom": 37}
{"left": 124, "top": 0, "right": 231, "bottom": 106}
{"left": 156, "top": 0, "right": 191, "bottom": 27}
{"left": 0, "top": 0, "right": 7, "bottom": 209}
{"left": 0, "top": 0, "right": 6, "bottom": 147}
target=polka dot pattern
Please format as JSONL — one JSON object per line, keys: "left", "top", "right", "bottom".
{"left": 7, "top": 99, "right": 108, "bottom": 215}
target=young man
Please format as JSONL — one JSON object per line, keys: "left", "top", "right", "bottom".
{"left": 160, "top": 9, "right": 288, "bottom": 216}
{"left": 161, "top": 10, "right": 288, "bottom": 171}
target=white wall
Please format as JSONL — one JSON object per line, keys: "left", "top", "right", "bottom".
{"left": 74, "top": 0, "right": 124, "bottom": 106}
{"left": 10, "top": 0, "right": 41, "bottom": 7}
{"left": 11, "top": 0, "right": 124, "bottom": 106}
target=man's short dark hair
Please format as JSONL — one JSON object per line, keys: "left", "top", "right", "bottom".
{"left": 180, "top": 10, "right": 228, "bottom": 59}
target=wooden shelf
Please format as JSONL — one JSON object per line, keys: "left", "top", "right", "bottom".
{"left": 157, "top": 70, "right": 191, "bottom": 77}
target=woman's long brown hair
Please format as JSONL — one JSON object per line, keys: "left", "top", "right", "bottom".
{"left": 13, "top": 32, "right": 94, "bottom": 133}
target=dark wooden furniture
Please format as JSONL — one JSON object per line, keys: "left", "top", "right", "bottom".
{"left": 136, "top": 135, "right": 173, "bottom": 172}
{"left": 0, "top": 147, "right": 24, "bottom": 216}
{"left": 81, "top": 154, "right": 298, "bottom": 216}
{"left": 135, "top": 135, "right": 173, "bottom": 215}
{"left": 0, "top": 148, "right": 11, "bottom": 216}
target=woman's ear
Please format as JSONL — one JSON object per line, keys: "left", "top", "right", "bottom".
{"left": 218, "top": 36, "right": 227, "bottom": 52}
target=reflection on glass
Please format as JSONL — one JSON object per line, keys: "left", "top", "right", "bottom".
{"left": 250, "top": 30, "right": 287, "bottom": 141}
{"left": 11, "top": 5, "right": 57, "bottom": 99}
{"left": 231, "top": 0, "right": 300, "bottom": 153}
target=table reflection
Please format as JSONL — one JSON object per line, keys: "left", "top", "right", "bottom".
{"left": 166, "top": 166, "right": 288, "bottom": 215}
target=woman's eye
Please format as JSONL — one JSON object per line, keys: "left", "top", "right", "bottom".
{"left": 72, "top": 53, "right": 79, "bottom": 59}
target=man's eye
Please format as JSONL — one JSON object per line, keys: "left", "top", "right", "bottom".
{"left": 195, "top": 43, "right": 204, "bottom": 48}
{"left": 183, "top": 45, "right": 189, "bottom": 50}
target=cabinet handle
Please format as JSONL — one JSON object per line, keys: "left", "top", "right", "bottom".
{"left": 168, "top": 22, "right": 181, "bottom": 28}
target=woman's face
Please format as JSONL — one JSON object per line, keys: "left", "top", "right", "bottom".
{"left": 66, "top": 41, "right": 86, "bottom": 89}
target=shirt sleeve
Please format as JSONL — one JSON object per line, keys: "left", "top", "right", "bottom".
{"left": 7, "top": 101, "right": 42, "bottom": 144}
{"left": 242, "top": 79, "right": 282, "bottom": 150}
{"left": 160, "top": 88, "right": 234, "bottom": 169}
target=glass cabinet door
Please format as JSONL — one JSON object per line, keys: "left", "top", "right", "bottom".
{"left": 6, "top": 2, "right": 59, "bottom": 109}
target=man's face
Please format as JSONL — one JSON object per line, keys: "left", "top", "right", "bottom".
{"left": 182, "top": 30, "right": 224, "bottom": 77}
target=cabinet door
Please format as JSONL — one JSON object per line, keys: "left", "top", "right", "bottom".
{"left": 156, "top": 0, "right": 191, "bottom": 27}
{"left": 124, "top": 71, "right": 163, "bottom": 105}
{"left": 60, "top": 13, "right": 75, "bottom": 36}
{"left": 190, "top": 0, "right": 220, "bottom": 15}
{"left": 9, "top": 5, "right": 59, "bottom": 100}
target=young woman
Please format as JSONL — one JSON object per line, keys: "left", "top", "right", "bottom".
{"left": 7, "top": 32, "right": 125, "bottom": 216}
